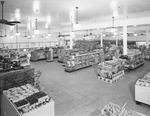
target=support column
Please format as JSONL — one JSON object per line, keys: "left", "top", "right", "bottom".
{"left": 146, "top": 30, "right": 149, "bottom": 48}
{"left": 100, "top": 33, "right": 103, "bottom": 47}
{"left": 123, "top": 20, "right": 127, "bottom": 55}
{"left": 70, "top": 31, "right": 74, "bottom": 50}
{"left": 116, "top": 35, "right": 118, "bottom": 47}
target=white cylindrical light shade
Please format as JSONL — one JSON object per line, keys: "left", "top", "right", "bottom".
{"left": 34, "top": 29, "right": 40, "bottom": 34}
{"left": 15, "top": 33, "right": 20, "bottom": 36}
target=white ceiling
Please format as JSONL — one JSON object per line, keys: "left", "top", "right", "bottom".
{"left": 0, "top": 0, "right": 150, "bottom": 32}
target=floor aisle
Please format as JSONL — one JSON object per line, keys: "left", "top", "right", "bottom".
{"left": 31, "top": 59, "right": 150, "bottom": 116}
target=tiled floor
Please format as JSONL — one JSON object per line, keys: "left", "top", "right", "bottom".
{"left": 2, "top": 59, "right": 150, "bottom": 116}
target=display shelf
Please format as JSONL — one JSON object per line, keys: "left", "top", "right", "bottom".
{"left": 30, "top": 48, "right": 53, "bottom": 62}
{"left": 97, "top": 59, "right": 125, "bottom": 83}
{"left": 99, "top": 102, "right": 146, "bottom": 116}
{"left": 1, "top": 85, "right": 54, "bottom": 116}
{"left": 64, "top": 49, "right": 104, "bottom": 72}
{"left": 144, "top": 48, "right": 150, "bottom": 60}
{"left": 120, "top": 49, "right": 145, "bottom": 70}
{"left": 135, "top": 72, "right": 150, "bottom": 105}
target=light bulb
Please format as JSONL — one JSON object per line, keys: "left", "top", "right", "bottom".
{"left": 15, "top": 33, "right": 20, "bottom": 36}
{"left": 134, "top": 33, "right": 137, "bottom": 36}
{"left": 74, "top": 23, "right": 81, "bottom": 29}
{"left": 34, "top": 29, "right": 40, "bottom": 34}
{"left": 111, "top": 28, "right": 116, "bottom": 32}
{"left": 48, "top": 33, "right": 51, "bottom": 36}
{"left": 32, "top": 35, "right": 35, "bottom": 38}
{"left": 10, "top": 35, "right": 14, "bottom": 38}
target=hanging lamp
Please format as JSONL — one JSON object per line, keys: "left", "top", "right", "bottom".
{"left": 34, "top": 19, "right": 39, "bottom": 34}
{"left": 15, "top": 24, "right": 20, "bottom": 36}
{"left": 74, "top": 7, "right": 81, "bottom": 29}
{"left": 111, "top": 16, "right": 116, "bottom": 33}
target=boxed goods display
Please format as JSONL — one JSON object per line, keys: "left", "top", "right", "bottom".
{"left": 97, "top": 59, "right": 125, "bottom": 83}
{"left": 120, "top": 49, "right": 144, "bottom": 70}
{"left": 99, "top": 102, "right": 146, "bottom": 116}
{"left": 135, "top": 72, "right": 150, "bottom": 105}
{"left": 3, "top": 84, "right": 51, "bottom": 115}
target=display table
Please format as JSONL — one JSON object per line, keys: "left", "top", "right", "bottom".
{"left": 1, "top": 84, "right": 54, "bottom": 116}
{"left": 135, "top": 72, "right": 150, "bottom": 105}
{"left": 2, "top": 92, "right": 54, "bottom": 116}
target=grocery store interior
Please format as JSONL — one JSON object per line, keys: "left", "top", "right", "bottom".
{"left": 0, "top": 0, "right": 150, "bottom": 116}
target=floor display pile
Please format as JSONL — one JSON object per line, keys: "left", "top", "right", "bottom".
{"left": 99, "top": 102, "right": 146, "bottom": 116}
{"left": 135, "top": 72, "right": 150, "bottom": 105}
{"left": 97, "top": 58, "right": 125, "bottom": 83}
{"left": 2, "top": 84, "right": 54, "bottom": 116}
{"left": 18, "top": 51, "right": 30, "bottom": 67}
{"left": 30, "top": 48, "right": 53, "bottom": 62}
{"left": 57, "top": 48, "right": 79, "bottom": 63}
{"left": 64, "top": 49, "right": 104, "bottom": 72}
{"left": 120, "top": 49, "right": 144, "bottom": 70}
{"left": 0, "top": 51, "right": 23, "bottom": 72}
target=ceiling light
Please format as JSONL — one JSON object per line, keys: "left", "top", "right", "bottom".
{"left": 74, "top": 23, "right": 81, "bottom": 29}
{"left": 15, "top": 32, "right": 20, "bottom": 36}
{"left": 15, "top": 24, "right": 20, "bottom": 36}
{"left": 111, "top": 28, "right": 116, "bottom": 32}
{"left": 10, "top": 35, "right": 14, "bottom": 38}
{"left": 28, "top": 35, "right": 31, "bottom": 38}
{"left": 32, "top": 35, "right": 35, "bottom": 38}
{"left": 48, "top": 33, "right": 51, "bottom": 36}
{"left": 134, "top": 33, "right": 137, "bottom": 36}
{"left": 113, "top": 32, "right": 117, "bottom": 35}
{"left": 74, "top": 7, "right": 81, "bottom": 29}
{"left": 34, "top": 19, "right": 40, "bottom": 34}
{"left": 103, "top": 34, "right": 106, "bottom": 37}
{"left": 46, "top": 36, "right": 48, "bottom": 38}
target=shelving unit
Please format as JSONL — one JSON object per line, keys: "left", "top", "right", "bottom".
{"left": 120, "top": 49, "right": 144, "bottom": 70}
{"left": 99, "top": 102, "right": 146, "bottom": 116}
{"left": 135, "top": 72, "right": 150, "bottom": 105}
{"left": 64, "top": 49, "right": 104, "bottom": 72}
{"left": 97, "top": 59, "right": 125, "bottom": 83}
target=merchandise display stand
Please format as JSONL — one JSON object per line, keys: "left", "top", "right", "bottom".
{"left": 120, "top": 49, "right": 144, "bottom": 70}
{"left": 64, "top": 50, "right": 104, "bottom": 72}
{"left": 99, "top": 102, "right": 146, "bottom": 116}
{"left": 1, "top": 84, "right": 54, "bottom": 116}
{"left": 135, "top": 72, "right": 150, "bottom": 105}
{"left": 97, "top": 59, "right": 125, "bottom": 83}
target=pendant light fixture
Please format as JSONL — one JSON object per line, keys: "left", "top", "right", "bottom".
{"left": 111, "top": 16, "right": 116, "bottom": 33}
{"left": 74, "top": 7, "right": 81, "bottom": 29}
{"left": 34, "top": 19, "right": 39, "bottom": 34}
{"left": 15, "top": 24, "right": 20, "bottom": 36}
{"left": 47, "top": 26, "right": 51, "bottom": 36}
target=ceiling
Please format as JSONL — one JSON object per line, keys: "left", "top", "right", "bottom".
{"left": 0, "top": 0, "right": 150, "bottom": 33}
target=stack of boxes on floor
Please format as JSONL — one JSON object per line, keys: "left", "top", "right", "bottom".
{"left": 97, "top": 58, "right": 125, "bottom": 83}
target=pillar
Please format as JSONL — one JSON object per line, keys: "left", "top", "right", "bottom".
{"left": 146, "top": 30, "right": 149, "bottom": 48}
{"left": 116, "top": 35, "right": 118, "bottom": 47}
{"left": 100, "top": 33, "right": 103, "bottom": 47}
{"left": 70, "top": 31, "right": 74, "bottom": 50}
{"left": 123, "top": 20, "right": 127, "bottom": 55}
